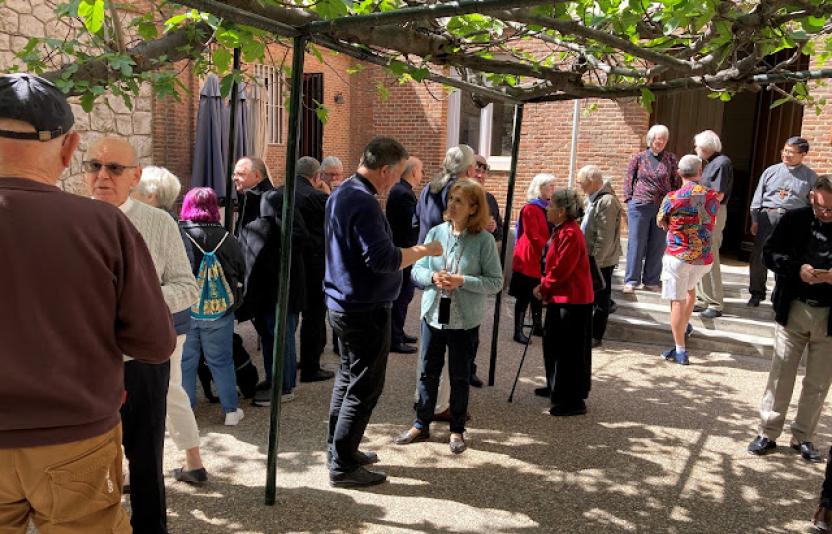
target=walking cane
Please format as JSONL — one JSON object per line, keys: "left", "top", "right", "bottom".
{"left": 508, "top": 309, "right": 535, "bottom": 403}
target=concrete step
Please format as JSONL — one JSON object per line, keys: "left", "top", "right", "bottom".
{"left": 604, "top": 314, "right": 773, "bottom": 358}
{"left": 613, "top": 300, "right": 775, "bottom": 338}
{"left": 613, "top": 260, "right": 773, "bottom": 287}
{"left": 611, "top": 284, "right": 775, "bottom": 321}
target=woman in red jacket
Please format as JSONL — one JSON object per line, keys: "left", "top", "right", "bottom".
{"left": 509, "top": 173, "right": 556, "bottom": 344}
{"left": 533, "top": 188, "right": 595, "bottom": 416}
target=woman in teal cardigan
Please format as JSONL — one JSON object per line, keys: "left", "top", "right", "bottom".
{"left": 393, "top": 180, "right": 503, "bottom": 454}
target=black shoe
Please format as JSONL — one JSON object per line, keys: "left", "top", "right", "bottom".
{"left": 693, "top": 304, "right": 707, "bottom": 313}
{"left": 747, "top": 435, "right": 776, "bottom": 455}
{"left": 747, "top": 295, "right": 762, "bottom": 307}
{"left": 532, "top": 325, "right": 544, "bottom": 337}
{"left": 329, "top": 466, "right": 387, "bottom": 488}
{"left": 549, "top": 401, "right": 587, "bottom": 416}
{"left": 173, "top": 467, "right": 208, "bottom": 485}
{"left": 514, "top": 330, "right": 530, "bottom": 344}
{"left": 251, "top": 387, "right": 271, "bottom": 407}
{"left": 534, "top": 386, "right": 550, "bottom": 398}
{"left": 700, "top": 308, "right": 722, "bottom": 318}
{"left": 591, "top": 338, "right": 602, "bottom": 348}
{"left": 393, "top": 428, "right": 430, "bottom": 445}
{"left": 791, "top": 440, "right": 823, "bottom": 463}
{"left": 402, "top": 333, "right": 417, "bottom": 344}
{"left": 390, "top": 343, "right": 417, "bottom": 354}
{"left": 327, "top": 449, "right": 379, "bottom": 466}
{"left": 255, "top": 380, "right": 271, "bottom": 392}
{"left": 469, "top": 374, "right": 484, "bottom": 388}
{"left": 608, "top": 300, "right": 618, "bottom": 314}
{"left": 300, "top": 369, "right": 334, "bottom": 382}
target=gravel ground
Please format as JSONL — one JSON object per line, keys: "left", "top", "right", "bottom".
{"left": 149, "top": 297, "right": 829, "bottom": 534}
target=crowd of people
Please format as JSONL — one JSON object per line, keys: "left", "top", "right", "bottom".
{"left": 4, "top": 72, "right": 832, "bottom": 531}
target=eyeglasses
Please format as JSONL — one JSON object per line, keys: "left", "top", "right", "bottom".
{"left": 813, "top": 202, "right": 832, "bottom": 216}
{"left": 82, "top": 160, "right": 137, "bottom": 176}
{"left": 476, "top": 162, "right": 490, "bottom": 171}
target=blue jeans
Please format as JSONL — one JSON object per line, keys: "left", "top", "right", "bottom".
{"left": 252, "top": 310, "right": 298, "bottom": 393}
{"left": 414, "top": 320, "right": 479, "bottom": 435}
{"left": 181, "top": 313, "right": 238, "bottom": 413}
{"left": 625, "top": 201, "right": 666, "bottom": 286}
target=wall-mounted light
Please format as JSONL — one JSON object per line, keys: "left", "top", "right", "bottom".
{"left": 334, "top": 92, "right": 345, "bottom": 104}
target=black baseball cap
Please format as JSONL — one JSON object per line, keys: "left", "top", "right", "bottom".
{"left": 0, "top": 73, "right": 74, "bottom": 141}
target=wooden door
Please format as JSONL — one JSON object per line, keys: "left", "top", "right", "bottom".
{"left": 301, "top": 73, "right": 323, "bottom": 161}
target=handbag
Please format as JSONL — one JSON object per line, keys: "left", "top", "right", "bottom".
{"left": 589, "top": 255, "right": 606, "bottom": 293}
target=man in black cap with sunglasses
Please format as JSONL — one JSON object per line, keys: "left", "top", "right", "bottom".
{"left": 0, "top": 73, "right": 174, "bottom": 532}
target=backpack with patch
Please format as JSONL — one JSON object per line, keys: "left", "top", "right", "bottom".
{"left": 185, "top": 231, "right": 234, "bottom": 320}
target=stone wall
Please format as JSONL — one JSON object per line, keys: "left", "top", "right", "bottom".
{"left": 0, "top": 1, "right": 154, "bottom": 195}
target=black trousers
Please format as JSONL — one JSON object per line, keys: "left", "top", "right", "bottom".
{"left": 542, "top": 303, "right": 593, "bottom": 405}
{"left": 749, "top": 210, "right": 781, "bottom": 299}
{"left": 121, "top": 359, "right": 170, "bottom": 534}
{"left": 300, "top": 263, "right": 326, "bottom": 374}
{"left": 327, "top": 307, "right": 391, "bottom": 475}
{"left": 415, "top": 321, "right": 478, "bottom": 434}
{"left": 821, "top": 447, "right": 832, "bottom": 508}
{"left": 391, "top": 266, "right": 415, "bottom": 345}
{"left": 592, "top": 265, "right": 615, "bottom": 342}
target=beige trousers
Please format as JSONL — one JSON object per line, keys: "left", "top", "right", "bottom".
{"left": 759, "top": 301, "right": 832, "bottom": 442}
{"left": 0, "top": 425, "right": 131, "bottom": 533}
{"left": 166, "top": 334, "right": 201, "bottom": 451}
{"left": 696, "top": 204, "right": 727, "bottom": 311}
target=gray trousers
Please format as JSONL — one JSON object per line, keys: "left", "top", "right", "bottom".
{"left": 759, "top": 301, "right": 832, "bottom": 443}
{"left": 749, "top": 209, "right": 782, "bottom": 299}
{"left": 697, "top": 204, "right": 727, "bottom": 311}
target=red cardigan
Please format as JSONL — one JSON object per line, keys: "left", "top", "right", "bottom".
{"left": 512, "top": 202, "right": 550, "bottom": 278}
{"left": 539, "top": 219, "right": 594, "bottom": 305}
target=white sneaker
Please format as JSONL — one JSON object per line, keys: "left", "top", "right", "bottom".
{"left": 282, "top": 392, "right": 296, "bottom": 403}
{"left": 622, "top": 284, "right": 635, "bottom": 294}
{"left": 224, "top": 408, "right": 245, "bottom": 426}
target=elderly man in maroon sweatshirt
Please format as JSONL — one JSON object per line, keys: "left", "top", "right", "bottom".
{"left": 0, "top": 74, "right": 175, "bottom": 533}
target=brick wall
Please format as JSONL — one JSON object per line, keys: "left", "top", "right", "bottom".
{"left": 801, "top": 53, "right": 832, "bottom": 173}
{"left": 152, "top": 64, "right": 198, "bottom": 191}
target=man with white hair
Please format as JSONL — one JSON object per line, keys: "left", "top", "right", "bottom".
{"left": 319, "top": 155, "right": 345, "bottom": 192}
{"left": 693, "top": 130, "right": 733, "bottom": 318}
{"left": 656, "top": 154, "right": 719, "bottom": 365}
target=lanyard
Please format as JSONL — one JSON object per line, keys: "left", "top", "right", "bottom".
{"left": 442, "top": 222, "right": 466, "bottom": 275}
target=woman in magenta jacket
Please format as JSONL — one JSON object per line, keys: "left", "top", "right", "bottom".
{"left": 533, "top": 188, "right": 595, "bottom": 417}
{"left": 509, "top": 173, "right": 556, "bottom": 344}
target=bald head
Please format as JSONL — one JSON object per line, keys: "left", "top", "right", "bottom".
{"left": 84, "top": 136, "right": 141, "bottom": 207}
{"left": 0, "top": 119, "right": 79, "bottom": 185}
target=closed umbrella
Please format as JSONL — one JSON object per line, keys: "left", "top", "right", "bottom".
{"left": 223, "top": 83, "right": 252, "bottom": 172}
{"left": 191, "top": 74, "right": 226, "bottom": 197}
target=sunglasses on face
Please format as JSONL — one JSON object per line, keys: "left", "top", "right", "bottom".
{"left": 813, "top": 202, "right": 832, "bottom": 216}
{"left": 82, "top": 160, "right": 137, "bottom": 176}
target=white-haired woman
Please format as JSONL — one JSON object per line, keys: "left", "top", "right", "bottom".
{"left": 133, "top": 167, "right": 209, "bottom": 485}
{"left": 415, "top": 144, "right": 477, "bottom": 245}
{"left": 508, "top": 173, "right": 556, "bottom": 344}
{"left": 623, "top": 124, "right": 679, "bottom": 294}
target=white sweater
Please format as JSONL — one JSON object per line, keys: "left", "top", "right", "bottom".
{"left": 120, "top": 198, "right": 198, "bottom": 315}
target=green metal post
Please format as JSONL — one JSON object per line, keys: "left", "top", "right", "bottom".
{"left": 265, "top": 35, "right": 306, "bottom": 506}
{"left": 488, "top": 103, "right": 523, "bottom": 387}
{"left": 223, "top": 48, "right": 241, "bottom": 231}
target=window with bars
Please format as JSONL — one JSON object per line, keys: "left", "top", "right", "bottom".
{"left": 254, "top": 64, "right": 285, "bottom": 145}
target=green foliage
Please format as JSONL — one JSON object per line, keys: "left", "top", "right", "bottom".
{"left": 77, "top": 0, "right": 104, "bottom": 34}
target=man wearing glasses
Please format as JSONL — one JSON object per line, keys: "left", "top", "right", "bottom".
{"left": 748, "top": 137, "right": 817, "bottom": 307}
{"left": 748, "top": 175, "right": 832, "bottom": 463}
{"left": 319, "top": 156, "right": 345, "bottom": 193}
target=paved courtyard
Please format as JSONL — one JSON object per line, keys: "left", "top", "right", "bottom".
{"left": 156, "top": 297, "right": 830, "bottom": 533}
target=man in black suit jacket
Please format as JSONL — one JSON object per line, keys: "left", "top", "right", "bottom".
{"left": 386, "top": 157, "right": 422, "bottom": 353}
{"left": 276, "top": 156, "right": 334, "bottom": 382}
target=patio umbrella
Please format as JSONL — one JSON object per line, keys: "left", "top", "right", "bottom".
{"left": 223, "top": 83, "right": 252, "bottom": 173}
{"left": 191, "top": 74, "right": 226, "bottom": 197}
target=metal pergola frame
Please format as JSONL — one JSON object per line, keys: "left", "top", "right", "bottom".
{"left": 177, "top": 0, "right": 577, "bottom": 505}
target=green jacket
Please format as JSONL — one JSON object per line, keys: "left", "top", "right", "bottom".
{"left": 412, "top": 222, "right": 504, "bottom": 330}
{"left": 583, "top": 183, "right": 623, "bottom": 268}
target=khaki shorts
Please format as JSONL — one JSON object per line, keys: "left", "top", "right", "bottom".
{"left": 0, "top": 425, "right": 130, "bottom": 534}
{"left": 661, "top": 255, "right": 712, "bottom": 301}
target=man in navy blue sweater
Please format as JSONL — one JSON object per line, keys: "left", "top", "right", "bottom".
{"left": 325, "top": 137, "right": 442, "bottom": 487}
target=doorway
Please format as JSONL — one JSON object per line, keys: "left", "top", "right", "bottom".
{"left": 301, "top": 73, "right": 323, "bottom": 161}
